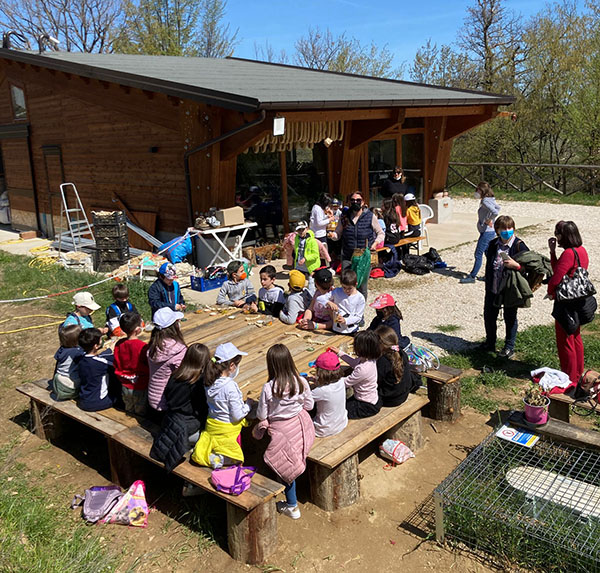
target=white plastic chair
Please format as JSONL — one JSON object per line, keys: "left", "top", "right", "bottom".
{"left": 417, "top": 203, "right": 434, "bottom": 254}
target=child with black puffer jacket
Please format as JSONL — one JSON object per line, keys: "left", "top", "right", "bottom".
{"left": 367, "top": 293, "right": 410, "bottom": 349}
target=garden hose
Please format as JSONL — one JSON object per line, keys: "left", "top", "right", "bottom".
{"left": 0, "top": 314, "right": 64, "bottom": 335}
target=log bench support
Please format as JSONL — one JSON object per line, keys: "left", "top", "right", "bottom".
{"left": 386, "top": 409, "right": 424, "bottom": 452}
{"left": 30, "top": 399, "right": 65, "bottom": 441}
{"left": 423, "top": 365, "right": 462, "bottom": 422}
{"left": 227, "top": 500, "right": 277, "bottom": 564}
{"left": 308, "top": 454, "right": 360, "bottom": 511}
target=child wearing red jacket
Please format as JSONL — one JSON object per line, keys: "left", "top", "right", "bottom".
{"left": 113, "top": 312, "right": 149, "bottom": 415}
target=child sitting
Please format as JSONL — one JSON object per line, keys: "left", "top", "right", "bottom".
{"left": 148, "top": 262, "right": 186, "bottom": 315}
{"left": 326, "top": 269, "right": 365, "bottom": 335}
{"left": 192, "top": 342, "right": 251, "bottom": 468}
{"left": 298, "top": 268, "right": 333, "bottom": 331}
{"left": 105, "top": 283, "right": 138, "bottom": 337}
{"left": 216, "top": 260, "right": 257, "bottom": 310}
{"left": 258, "top": 264, "right": 285, "bottom": 316}
{"left": 52, "top": 324, "right": 85, "bottom": 401}
{"left": 310, "top": 350, "right": 348, "bottom": 437}
{"left": 113, "top": 312, "right": 149, "bottom": 416}
{"left": 147, "top": 307, "right": 187, "bottom": 413}
{"left": 294, "top": 220, "right": 321, "bottom": 275}
{"left": 368, "top": 293, "right": 410, "bottom": 349}
{"left": 404, "top": 193, "right": 422, "bottom": 237}
{"left": 372, "top": 207, "right": 386, "bottom": 232}
{"left": 78, "top": 327, "right": 117, "bottom": 412}
{"left": 61, "top": 292, "right": 108, "bottom": 334}
{"left": 331, "top": 330, "right": 382, "bottom": 419}
{"left": 150, "top": 343, "right": 210, "bottom": 472}
{"left": 375, "top": 325, "right": 420, "bottom": 407}
{"left": 253, "top": 344, "right": 315, "bottom": 520}
{"left": 279, "top": 270, "right": 313, "bottom": 324}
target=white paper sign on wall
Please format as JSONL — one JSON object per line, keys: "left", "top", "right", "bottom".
{"left": 273, "top": 117, "right": 285, "bottom": 136}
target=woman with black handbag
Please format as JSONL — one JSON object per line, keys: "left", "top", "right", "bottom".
{"left": 548, "top": 221, "right": 595, "bottom": 387}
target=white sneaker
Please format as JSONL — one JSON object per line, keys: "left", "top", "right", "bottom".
{"left": 276, "top": 501, "right": 301, "bottom": 520}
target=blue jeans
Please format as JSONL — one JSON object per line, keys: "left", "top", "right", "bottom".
{"left": 284, "top": 480, "right": 297, "bottom": 506}
{"left": 469, "top": 231, "right": 495, "bottom": 278}
{"left": 484, "top": 291, "right": 519, "bottom": 351}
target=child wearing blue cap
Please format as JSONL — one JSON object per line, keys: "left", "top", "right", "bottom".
{"left": 148, "top": 262, "right": 186, "bottom": 315}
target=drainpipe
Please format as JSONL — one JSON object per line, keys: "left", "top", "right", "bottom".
{"left": 184, "top": 109, "right": 266, "bottom": 226}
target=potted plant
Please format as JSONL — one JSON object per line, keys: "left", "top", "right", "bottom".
{"left": 523, "top": 384, "right": 550, "bottom": 425}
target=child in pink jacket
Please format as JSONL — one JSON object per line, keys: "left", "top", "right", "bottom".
{"left": 253, "top": 344, "right": 315, "bottom": 520}
{"left": 147, "top": 308, "right": 187, "bottom": 412}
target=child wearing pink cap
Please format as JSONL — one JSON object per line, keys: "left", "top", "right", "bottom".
{"left": 310, "top": 350, "right": 348, "bottom": 437}
{"left": 367, "top": 293, "right": 410, "bottom": 349}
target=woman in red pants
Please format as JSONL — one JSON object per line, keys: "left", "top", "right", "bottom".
{"left": 547, "top": 221, "right": 590, "bottom": 386}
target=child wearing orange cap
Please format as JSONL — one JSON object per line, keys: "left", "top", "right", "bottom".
{"left": 367, "top": 293, "right": 410, "bottom": 349}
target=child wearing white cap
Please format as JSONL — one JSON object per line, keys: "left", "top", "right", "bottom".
{"left": 404, "top": 193, "right": 421, "bottom": 237}
{"left": 61, "top": 292, "right": 108, "bottom": 335}
{"left": 192, "top": 342, "right": 251, "bottom": 469}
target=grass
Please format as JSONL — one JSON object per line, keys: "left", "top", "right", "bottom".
{"left": 435, "top": 324, "right": 461, "bottom": 333}
{"left": 0, "top": 445, "right": 128, "bottom": 572}
{"left": 440, "top": 319, "right": 600, "bottom": 415}
{"left": 0, "top": 250, "right": 153, "bottom": 319}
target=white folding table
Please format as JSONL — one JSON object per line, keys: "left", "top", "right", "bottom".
{"left": 195, "top": 221, "right": 257, "bottom": 266}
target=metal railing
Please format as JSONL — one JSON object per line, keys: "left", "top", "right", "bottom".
{"left": 447, "top": 162, "right": 600, "bottom": 196}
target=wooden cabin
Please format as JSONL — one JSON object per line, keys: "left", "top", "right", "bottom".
{"left": 0, "top": 49, "right": 514, "bottom": 238}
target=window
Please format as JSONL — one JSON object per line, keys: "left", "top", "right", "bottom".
{"left": 10, "top": 85, "right": 27, "bottom": 120}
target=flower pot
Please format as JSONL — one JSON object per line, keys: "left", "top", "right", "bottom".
{"left": 523, "top": 396, "right": 550, "bottom": 425}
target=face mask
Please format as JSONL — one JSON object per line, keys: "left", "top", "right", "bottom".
{"left": 474, "top": 192, "right": 481, "bottom": 200}
{"left": 231, "top": 365, "right": 240, "bottom": 379}
{"left": 349, "top": 201, "right": 361, "bottom": 213}
{"left": 500, "top": 229, "right": 514, "bottom": 241}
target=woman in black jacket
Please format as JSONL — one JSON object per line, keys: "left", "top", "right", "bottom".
{"left": 375, "top": 325, "right": 420, "bottom": 407}
{"left": 150, "top": 344, "right": 210, "bottom": 472}
{"left": 482, "top": 215, "right": 529, "bottom": 359}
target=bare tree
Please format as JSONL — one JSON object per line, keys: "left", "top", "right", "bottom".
{"left": 294, "top": 26, "right": 401, "bottom": 78}
{"left": 0, "top": 0, "right": 124, "bottom": 53}
{"left": 253, "top": 40, "right": 288, "bottom": 64}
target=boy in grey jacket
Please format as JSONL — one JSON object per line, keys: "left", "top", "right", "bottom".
{"left": 216, "top": 261, "right": 257, "bottom": 310}
{"left": 279, "top": 270, "right": 313, "bottom": 324}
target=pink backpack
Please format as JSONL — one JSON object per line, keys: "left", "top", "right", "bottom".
{"left": 210, "top": 466, "right": 255, "bottom": 496}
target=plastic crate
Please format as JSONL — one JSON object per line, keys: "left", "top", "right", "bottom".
{"left": 94, "top": 222, "right": 128, "bottom": 238}
{"left": 95, "top": 246, "right": 129, "bottom": 263}
{"left": 95, "top": 234, "right": 129, "bottom": 249}
{"left": 190, "top": 275, "right": 227, "bottom": 292}
{"left": 92, "top": 211, "right": 126, "bottom": 226}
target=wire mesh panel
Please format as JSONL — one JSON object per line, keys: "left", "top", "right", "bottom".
{"left": 435, "top": 431, "right": 600, "bottom": 572}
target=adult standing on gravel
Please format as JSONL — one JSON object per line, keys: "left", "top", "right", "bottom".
{"left": 481, "top": 215, "right": 529, "bottom": 359}
{"left": 309, "top": 193, "right": 334, "bottom": 244}
{"left": 547, "top": 221, "right": 591, "bottom": 386}
{"left": 460, "top": 182, "right": 500, "bottom": 284}
{"left": 330, "top": 191, "right": 384, "bottom": 301}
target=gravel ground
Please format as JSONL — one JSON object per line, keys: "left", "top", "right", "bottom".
{"left": 366, "top": 198, "right": 600, "bottom": 355}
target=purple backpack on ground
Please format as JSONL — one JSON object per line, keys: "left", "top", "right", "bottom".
{"left": 210, "top": 466, "right": 256, "bottom": 496}
{"left": 71, "top": 485, "right": 123, "bottom": 523}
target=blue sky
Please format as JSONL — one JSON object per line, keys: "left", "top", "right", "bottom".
{"left": 226, "top": 0, "right": 549, "bottom": 76}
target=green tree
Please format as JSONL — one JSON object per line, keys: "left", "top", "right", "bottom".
{"left": 293, "top": 26, "right": 402, "bottom": 78}
{"left": 116, "top": 0, "right": 237, "bottom": 56}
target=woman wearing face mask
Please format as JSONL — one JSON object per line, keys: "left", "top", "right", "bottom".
{"left": 460, "top": 182, "right": 500, "bottom": 284}
{"left": 330, "top": 191, "right": 385, "bottom": 301}
{"left": 481, "top": 215, "right": 529, "bottom": 359}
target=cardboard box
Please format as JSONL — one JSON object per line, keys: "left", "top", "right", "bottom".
{"left": 215, "top": 206, "right": 244, "bottom": 227}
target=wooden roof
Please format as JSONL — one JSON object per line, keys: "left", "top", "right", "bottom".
{"left": 0, "top": 49, "right": 515, "bottom": 112}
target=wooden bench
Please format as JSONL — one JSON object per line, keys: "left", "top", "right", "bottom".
{"left": 16, "top": 379, "right": 284, "bottom": 565}
{"left": 548, "top": 392, "right": 597, "bottom": 423}
{"left": 307, "top": 393, "right": 429, "bottom": 511}
{"left": 421, "top": 365, "right": 462, "bottom": 422}
{"left": 375, "top": 236, "right": 425, "bottom": 253}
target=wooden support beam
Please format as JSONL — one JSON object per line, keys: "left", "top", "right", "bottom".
{"left": 424, "top": 116, "right": 451, "bottom": 202}
{"left": 444, "top": 108, "right": 496, "bottom": 141}
{"left": 337, "top": 121, "right": 362, "bottom": 198}
{"left": 279, "top": 150, "right": 289, "bottom": 233}
{"left": 349, "top": 108, "right": 405, "bottom": 149}
{"left": 220, "top": 116, "right": 272, "bottom": 161}
{"left": 405, "top": 105, "right": 488, "bottom": 118}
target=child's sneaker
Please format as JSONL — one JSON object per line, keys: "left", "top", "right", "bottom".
{"left": 276, "top": 501, "right": 301, "bottom": 520}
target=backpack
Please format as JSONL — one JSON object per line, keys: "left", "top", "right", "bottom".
{"left": 402, "top": 254, "right": 433, "bottom": 275}
{"left": 210, "top": 466, "right": 256, "bottom": 496}
{"left": 58, "top": 312, "right": 82, "bottom": 335}
{"left": 404, "top": 343, "right": 439, "bottom": 373}
{"left": 573, "top": 370, "right": 600, "bottom": 402}
{"left": 71, "top": 485, "right": 123, "bottom": 523}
